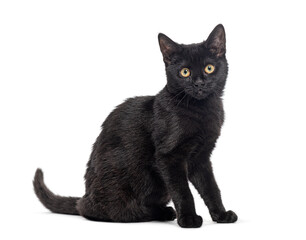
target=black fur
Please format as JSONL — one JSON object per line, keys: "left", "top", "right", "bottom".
{"left": 33, "top": 24, "right": 237, "bottom": 228}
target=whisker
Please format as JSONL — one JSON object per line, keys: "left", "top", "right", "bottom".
{"left": 165, "top": 89, "right": 185, "bottom": 109}
{"left": 169, "top": 90, "right": 184, "bottom": 103}
{"left": 176, "top": 93, "right": 187, "bottom": 107}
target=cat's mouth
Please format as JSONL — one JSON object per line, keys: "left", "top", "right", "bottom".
{"left": 197, "top": 89, "right": 204, "bottom": 95}
{"left": 192, "top": 89, "right": 209, "bottom": 100}
{"left": 184, "top": 87, "right": 209, "bottom": 100}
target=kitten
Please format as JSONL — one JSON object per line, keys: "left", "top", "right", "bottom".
{"left": 33, "top": 24, "right": 237, "bottom": 228}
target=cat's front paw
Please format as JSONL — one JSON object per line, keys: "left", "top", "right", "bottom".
{"left": 211, "top": 210, "right": 238, "bottom": 223}
{"left": 178, "top": 214, "right": 203, "bottom": 228}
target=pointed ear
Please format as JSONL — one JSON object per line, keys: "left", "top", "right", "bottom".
{"left": 205, "top": 24, "right": 226, "bottom": 58}
{"left": 158, "top": 33, "right": 180, "bottom": 65}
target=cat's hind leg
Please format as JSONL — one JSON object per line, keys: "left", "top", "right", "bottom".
{"left": 76, "top": 195, "right": 112, "bottom": 222}
{"left": 107, "top": 201, "right": 176, "bottom": 222}
{"left": 77, "top": 195, "right": 176, "bottom": 222}
{"left": 150, "top": 205, "right": 177, "bottom": 221}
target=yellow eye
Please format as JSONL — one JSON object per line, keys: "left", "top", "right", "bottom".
{"left": 204, "top": 64, "right": 215, "bottom": 74}
{"left": 180, "top": 68, "right": 191, "bottom": 77}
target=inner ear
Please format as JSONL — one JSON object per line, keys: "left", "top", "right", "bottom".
{"left": 158, "top": 33, "right": 180, "bottom": 65}
{"left": 205, "top": 24, "right": 226, "bottom": 58}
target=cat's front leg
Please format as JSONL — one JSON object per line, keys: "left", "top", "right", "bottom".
{"left": 188, "top": 155, "right": 238, "bottom": 223}
{"left": 156, "top": 152, "right": 202, "bottom": 228}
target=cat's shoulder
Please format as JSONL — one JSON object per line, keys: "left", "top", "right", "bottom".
{"left": 113, "top": 95, "right": 155, "bottom": 112}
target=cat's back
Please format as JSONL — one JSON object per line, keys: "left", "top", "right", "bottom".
{"left": 90, "top": 96, "right": 156, "bottom": 166}
{"left": 84, "top": 95, "right": 164, "bottom": 201}
{"left": 102, "top": 95, "right": 155, "bottom": 133}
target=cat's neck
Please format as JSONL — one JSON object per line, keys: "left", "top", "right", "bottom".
{"left": 157, "top": 85, "right": 221, "bottom": 111}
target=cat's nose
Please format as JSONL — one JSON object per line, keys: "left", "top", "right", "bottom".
{"left": 195, "top": 82, "right": 205, "bottom": 87}
{"left": 194, "top": 79, "right": 205, "bottom": 88}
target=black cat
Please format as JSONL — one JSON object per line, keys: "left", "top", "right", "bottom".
{"left": 33, "top": 24, "right": 237, "bottom": 228}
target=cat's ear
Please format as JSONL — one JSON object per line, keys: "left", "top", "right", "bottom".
{"left": 158, "top": 33, "right": 180, "bottom": 65}
{"left": 205, "top": 24, "right": 226, "bottom": 58}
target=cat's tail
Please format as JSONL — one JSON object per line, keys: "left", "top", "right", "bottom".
{"left": 33, "top": 168, "right": 80, "bottom": 215}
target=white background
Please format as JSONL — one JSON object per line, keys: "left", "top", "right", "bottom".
{"left": 1, "top": 0, "right": 306, "bottom": 239}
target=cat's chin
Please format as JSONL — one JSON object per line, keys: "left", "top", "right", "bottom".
{"left": 187, "top": 91, "right": 209, "bottom": 100}
{"left": 193, "top": 95, "right": 208, "bottom": 100}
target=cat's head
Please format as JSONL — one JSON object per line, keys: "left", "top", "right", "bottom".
{"left": 158, "top": 24, "right": 228, "bottom": 100}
